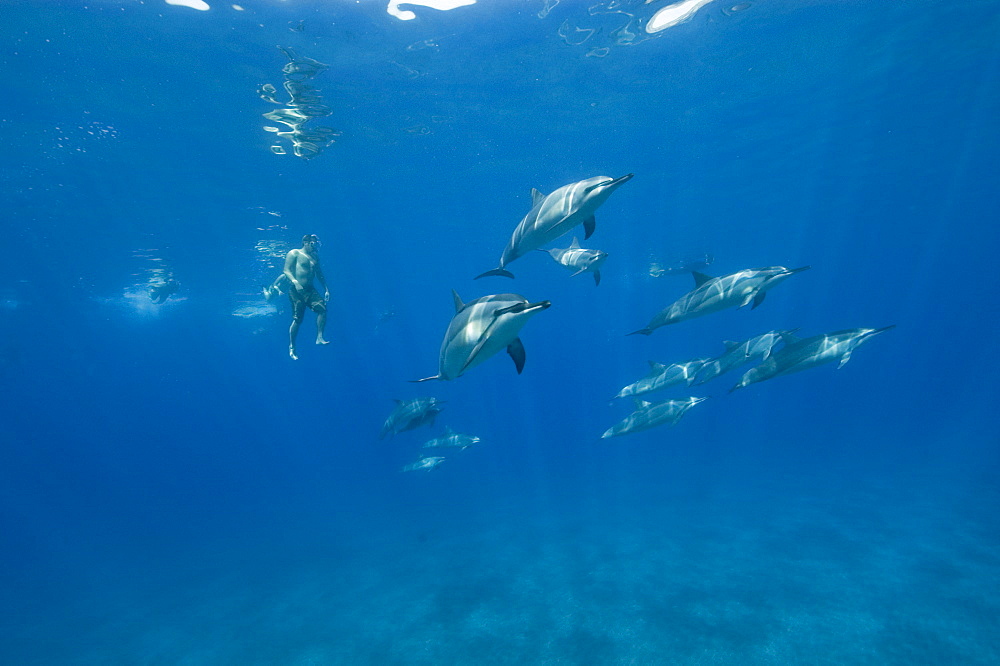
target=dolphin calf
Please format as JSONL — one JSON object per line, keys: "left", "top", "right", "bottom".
{"left": 629, "top": 266, "right": 810, "bottom": 336}
{"left": 730, "top": 326, "right": 895, "bottom": 392}
{"left": 412, "top": 291, "right": 551, "bottom": 382}
{"left": 692, "top": 329, "right": 797, "bottom": 385}
{"left": 613, "top": 357, "right": 711, "bottom": 399}
{"left": 402, "top": 456, "right": 446, "bottom": 472}
{"left": 601, "top": 396, "right": 707, "bottom": 439}
{"left": 379, "top": 397, "right": 444, "bottom": 439}
{"left": 476, "top": 174, "right": 633, "bottom": 279}
{"left": 539, "top": 237, "right": 609, "bottom": 285}
{"left": 423, "top": 427, "right": 482, "bottom": 450}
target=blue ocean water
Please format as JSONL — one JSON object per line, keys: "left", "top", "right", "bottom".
{"left": 2, "top": 0, "right": 999, "bottom": 663}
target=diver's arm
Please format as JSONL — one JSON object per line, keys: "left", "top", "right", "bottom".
{"left": 316, "top": 262, "right": 330, "bottom": 300}
{"left": 283, "top": 251, "right": 302, "bottom": 291}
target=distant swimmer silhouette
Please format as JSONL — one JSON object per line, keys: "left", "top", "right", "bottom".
{"left": 282, "top": 234, "right": 330, "bottom": 360}
{"left": 147, "top": 278, "right": 179, "bottom": 304}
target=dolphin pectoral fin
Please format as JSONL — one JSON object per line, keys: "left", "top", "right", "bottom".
{"left": 570, "top": 268, "right": 586, "bottom": 277}
{"left": 738, "top": 290, "right": 756, "bottom": 308}
{"left": 593, "top": 270, "right": 601, "bottom": 286}
{"left": 507, "top": 338, "right": 526, "bottom": 374}
{"left": 410, "top": 375, "right": 441, "bottom": 383}
{"left": 837, "top": 351, "right": 853, "bottom": 369}
{"left": 583, "top": 216, "right": 596, "bottom": 239}
{"left": 475, "top": 268, "right": 515, "bottom": 280}
{"left": 752, "top": 291, "right": 767, "bottom": 309}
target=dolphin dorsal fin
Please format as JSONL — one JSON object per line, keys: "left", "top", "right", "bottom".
{"left": 444, "top": 426, "right": 455, "bottom": 435}
{"left": 531, "top": 188, "right": 545, "bottom": 206}
{"left": 722, "top": 340, "right": 741, "bottom": 351}
{"left": 569, "top": 237, "right": 580, "bottom": 249}
{"left": 779, "top": 331, "right": 801, "bottom": 345}
{"left": 633, "top": 399, "right": 651, "bottom": 410}
{"left": 451, "top": 290, "right": 464, "bottom": 313}
{"left": 692, "top": 271, "right": 713, "bottom": 288}
{"left": 648, "top": 360, "right": 665, "bottom": 371}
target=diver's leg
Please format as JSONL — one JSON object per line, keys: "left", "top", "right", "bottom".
{"left": 316, "top": 310, "right": 329, "bottom": 345}
{"left": 289, "top": 307, "right": 304, "bottom": 360}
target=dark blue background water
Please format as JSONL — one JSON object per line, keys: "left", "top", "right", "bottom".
{"left": 2, "top": 0, "right": 999, "bottom": 663}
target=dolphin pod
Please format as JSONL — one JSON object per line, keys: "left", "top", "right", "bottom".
{"left": 411, "top": 291, "right": 551, "bottom": 382}
{"left": 629, "top": 266, "right": 810, "bottom": 336}
{"left": 476, "top": 174, "right": 633, "bottom": 279}
{"left": 376, "top": 170, "right": 892, "bottom": 449}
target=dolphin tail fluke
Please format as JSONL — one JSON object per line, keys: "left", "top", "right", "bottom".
{"left": 627, "top": 328, "right": 653, "bottom": 336}
{"left": 475, "top": 268, "right": 515, "bottom": 280}
{"left": 409, "top": 375, "right": 440, "bottom": 383}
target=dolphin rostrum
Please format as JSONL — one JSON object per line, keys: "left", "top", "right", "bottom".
{"left": 601, "top": 396, "right": 707, "bottom": 439}
{"left": 539, "top": 237, "right": 609, "bottom": 286}
{"left": 692, "top": 329, "right": 798, "bottom": 385}
{"left": 412, "top": 291, "right": 551, "bottom": 382}
{"left": 629, "top": 266, "right": 810, "bottom": 336}
{"left": 476, "top": 174, "right": 633, "bottom": 279}
{"left": 379, "top": 397, "right": 444, "bottom": 439}
{"left": 730, "top": 326, "right": 896, "bottom": 392}
{"left": 613, "top": 357, "right": 711, "bottom": 399}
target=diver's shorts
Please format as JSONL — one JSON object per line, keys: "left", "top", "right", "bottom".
{"left": 290, "top": 286, "right": 326, "bottom": 314}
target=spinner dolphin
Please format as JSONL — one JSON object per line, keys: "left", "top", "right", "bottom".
{"left": 476, "top": 174, "right": 632, "bottom": 279}
{"left": 730, "top": 326, "right": 895, "bottom": 392}
{"left": 540, "top": 237, "right": 609, "bottom": 286}
{"left": 412, "top": 291, "right": 551, "bottom": 382}
{"left": 601, "top": 396, "right": 707, "bottom": 439}
{"left": 630, "top": 266, "right": 809, "bottom": 336}
{"left": 379, "top": 397, "right": 444, "bottom": 439}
